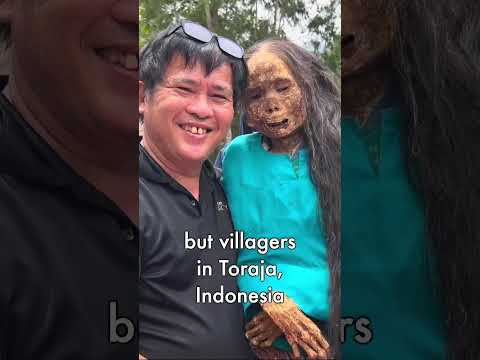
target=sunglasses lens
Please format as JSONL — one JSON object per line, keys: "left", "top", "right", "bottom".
{"left": 217, "top": 37, "right": 244, "bottom": 58}
{"left": 183, "top": 22, "right": 213, "bottom": 43}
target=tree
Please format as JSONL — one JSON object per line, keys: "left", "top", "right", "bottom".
{"left": 140, "top": 0, "right": 338, "bottom": 58}
{"left": 308, "top": 0, "right": 340, "bottom": 74}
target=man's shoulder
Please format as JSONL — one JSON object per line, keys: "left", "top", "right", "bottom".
{"left": 0, "top": 173, "right": 73, "bottom": 248}
{"left": 0, "top": 175, "right": 22, "bottom": 235}
{"left": 0, "top": 174, "right": 42, "bottom": 220}
{"left": 0, "top": 174, "right": 51, "bottom": 271}
{"left": 139, "top": 174, "right": 168, "bottom": 225}
{"left": 0, "top": 94, "right": 58, "bottom": 185}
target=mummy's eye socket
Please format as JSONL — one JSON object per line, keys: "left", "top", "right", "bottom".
{"left": 248, "top": 89, "right": 262, "bottom": 100}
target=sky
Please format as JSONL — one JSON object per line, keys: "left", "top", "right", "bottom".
{"left": 258, "top": 0, "right": 340, "bottom": 51}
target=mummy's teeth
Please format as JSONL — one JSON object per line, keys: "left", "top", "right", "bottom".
{"left": 191, "top": 127, "right": 198, "bottom": 134}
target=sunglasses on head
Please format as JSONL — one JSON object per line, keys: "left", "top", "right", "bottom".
{"left": 166, "top": 21, "right": 245, "bottom": 59}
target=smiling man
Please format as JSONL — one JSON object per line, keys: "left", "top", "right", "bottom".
{"left": 0, "top": 1, "right": 138, "bottom": 359}
{"left": 138, "top": 22, "right": 254, "bottom": 359}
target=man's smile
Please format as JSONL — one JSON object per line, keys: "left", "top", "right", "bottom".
{"left": 178, "top": 123, "right": 214, "bottom": 136}
{"left": 95, "top": 45, "right": 139, "bottom": 80}
{"left": 96, "top": 48, "right": 138, "bottom": 70}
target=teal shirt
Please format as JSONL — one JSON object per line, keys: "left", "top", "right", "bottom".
{"left": 222, "top": 132, "right": 330, "bottom": 351}
{"left": 341, "top": 107, "right": 446, "bottom": 359}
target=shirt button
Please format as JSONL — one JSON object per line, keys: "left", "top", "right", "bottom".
{"left": 191, "top": 200, "right": 197, "bottom": 207}
{"left": 124, "top": 227, "right": 136, "bottom": 241}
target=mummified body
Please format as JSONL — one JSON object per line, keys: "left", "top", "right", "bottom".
{"left": 221, "top": 40, "right": 340, "bottom": 359}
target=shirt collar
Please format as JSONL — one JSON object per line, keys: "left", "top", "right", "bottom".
{"left": 0, "top": 93, "right": 133, "bottom": 219}
{"left": 139, "top": 145, "right": 216, "bottom": 192}
{"left": 343, "top": 70, "right": 407, "bottom": 175}
{"left": 0, "top": 94, "right": 81, "bottom": 188}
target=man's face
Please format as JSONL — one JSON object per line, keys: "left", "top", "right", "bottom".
{"left": 7, "top": 0, "right": 138, "bottom": 136}
{"left": 246, "top": 51, "right": 306, "bottom": 139}
{"left": 140, "top": 55, "right": 234, "bottom": 165}
{"left": 341, "top": 0, "right": 394, "bottom": 78}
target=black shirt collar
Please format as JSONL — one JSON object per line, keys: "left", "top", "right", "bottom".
{"left": 0, "top": 94, "right": 81, "bottom": 188}
{"left": 0, "top": 93, "right": 132, "bottom": 219}
{"left": 139, "top": 145, "right": 216, "bottom": 196}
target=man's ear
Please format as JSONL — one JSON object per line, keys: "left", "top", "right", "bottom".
{"left": 0, "top": 0, "right": 15, "bottom": 23}
{"left": 139, "top": 81, "right": 146, "bottom": 117}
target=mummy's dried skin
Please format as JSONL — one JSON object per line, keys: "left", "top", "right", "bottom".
{"left": 246, "top": 51, "right": 306, "bottom": 153}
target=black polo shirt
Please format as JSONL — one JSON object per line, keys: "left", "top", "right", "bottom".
{"left": 0, "top": 94, "right": 138, "bottom": 359}
{"left": 139, "top": 145, "right": 254, "bottom": 359}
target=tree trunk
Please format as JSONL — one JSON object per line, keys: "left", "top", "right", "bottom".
{"left": 204, "top": 0, "right": 212, "bottom": 29}
{"left": 255, "top": 0, "right": 258, "bottom": 38}
{"left": 273, "top": 1, "right": 278, "bottom": 35}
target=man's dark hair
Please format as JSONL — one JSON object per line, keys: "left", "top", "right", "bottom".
{"left": 140, "top": 24, "right": 248, "bottom": 112}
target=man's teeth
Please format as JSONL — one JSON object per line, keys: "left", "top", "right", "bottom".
{"left": 98, "top": 48, "right": 138, "bottom": 70}
{"left": 181, "top": 125, "right": 209, "bottom": 135}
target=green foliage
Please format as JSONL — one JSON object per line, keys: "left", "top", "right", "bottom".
{"left": 323, "top": 33, "right": 340, "bottom": 75}
{"left": 140, "top": 0, "right": 339, "bottom": 74}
